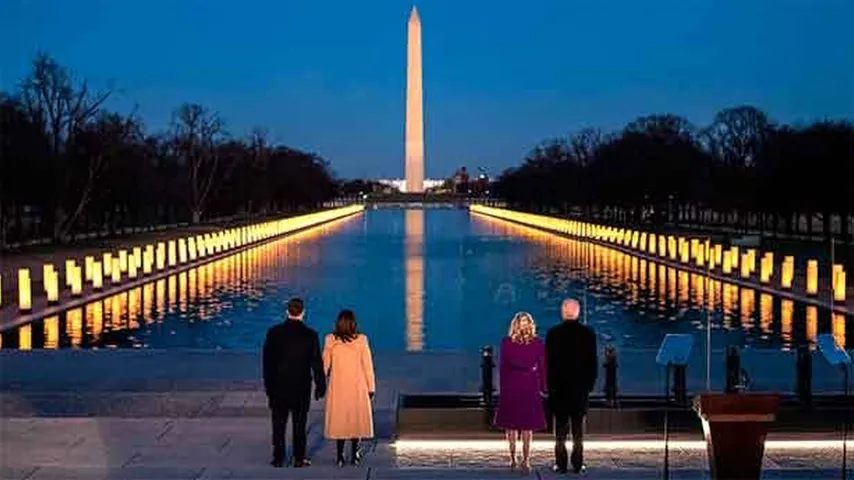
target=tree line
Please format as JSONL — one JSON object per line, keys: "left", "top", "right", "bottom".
{"left": 493, "top": 108, "right": 854, "bottom": 244}
{"left": 0, "top": 54, "right": 338, "bottom": 249}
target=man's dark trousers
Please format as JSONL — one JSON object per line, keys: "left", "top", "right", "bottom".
{"left": 271, "top": 402, "right": 308, "bottom": 462}
{"left": 554, "top": 408, "right": 585, "bottom": 472}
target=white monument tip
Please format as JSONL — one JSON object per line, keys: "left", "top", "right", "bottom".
{"left": 409, "top": 5, "right": 420, "bottom": 21}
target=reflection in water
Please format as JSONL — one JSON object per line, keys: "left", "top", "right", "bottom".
{"left": 44, "top": 316, "right": 59, "bottom": 349}
{"left": 405, "top": 209, "right": 425, "bottom": 351}
{"left": 1, "top": 214, "right": 357, "bottom": 350}
{"left": 2, "top": 210, "right": 850, "bottom": 351}
{"left": 472, "top": 212, "right": 850, "bottom": 351}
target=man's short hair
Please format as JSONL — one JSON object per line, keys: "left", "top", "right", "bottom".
{"left": 287, "top": 297, "right": 305, "bottom": 317}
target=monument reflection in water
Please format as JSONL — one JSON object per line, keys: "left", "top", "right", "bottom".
{"left": 405, "top": 209, "right": 425, "bottom": 351}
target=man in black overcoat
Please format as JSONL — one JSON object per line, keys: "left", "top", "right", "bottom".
{"left": 262, "top": 297, "right": 326, "bottom": 468}
{"left": 545, "top": 298, "right": 598, "bottom": 474}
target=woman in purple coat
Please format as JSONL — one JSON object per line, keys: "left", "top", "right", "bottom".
{"left": 494, "top": 312, "right": 547, "bottom": 472}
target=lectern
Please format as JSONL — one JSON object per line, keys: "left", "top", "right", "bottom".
{"left": 694, "top": 393, "right": 779, "bottom": 480}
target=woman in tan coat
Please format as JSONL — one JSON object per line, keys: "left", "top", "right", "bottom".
{"left": 322, "top": 310, "right": 376, "bottom": 467}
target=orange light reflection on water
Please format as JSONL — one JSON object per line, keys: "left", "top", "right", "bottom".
{"left": 8, "top": 213, "right": 358, "bottom": 350}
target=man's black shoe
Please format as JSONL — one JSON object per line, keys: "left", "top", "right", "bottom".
{"left": 270, "top": 458, "right": 284, "bottom": 468}
{"left": 573, "top": 464, "right": 587, "bottom": 474}
{"left": 552, "top": 465, "right": 568, "bottom": 474}
{"left": 293, "top": 458, "right": 311, "bottom": 468}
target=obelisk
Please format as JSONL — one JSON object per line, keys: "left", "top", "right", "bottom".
{"left": 405, "top": 6, "right": 424, "bottom": 193}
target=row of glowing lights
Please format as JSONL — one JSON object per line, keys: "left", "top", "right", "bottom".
{"left": 470, "top": 206, "right": 847, "bottom": 303}
{"left": 3, "top": 215, "right": 358, "bottom": 350}
{"left": 476, "top": 213, "right": 847, "bottom": 347}
{"left": 3, "top": 205, "right": 364, "bottom": 313}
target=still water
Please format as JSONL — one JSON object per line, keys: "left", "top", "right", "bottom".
{"left": 1, "top": 208, "right": 850, "bottom": 352}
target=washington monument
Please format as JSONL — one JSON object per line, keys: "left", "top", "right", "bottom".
{"left": 405, "top": 6, "right": 424, "bottom": 193}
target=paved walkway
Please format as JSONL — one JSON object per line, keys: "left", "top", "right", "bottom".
{"left": 1, "top": 351, "right": 851, "bottom": 479}
{"left": 1, "top": 418, "right": 848, "bottom": 479}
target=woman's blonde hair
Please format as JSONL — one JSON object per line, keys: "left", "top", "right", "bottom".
{"left": 508, "top": 312, "right": 537, "bottom": 344}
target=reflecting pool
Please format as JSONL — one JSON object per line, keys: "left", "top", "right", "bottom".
{"left": 1, "top": 208, "right": 850, "bottom": 352}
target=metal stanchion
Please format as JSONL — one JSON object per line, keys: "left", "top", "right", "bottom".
{"left": 796, "top": 344, "right": 813, "bottom": 407}
{"left": 726, "top": 346, "right": 741, "bottom": 393}
{"left": 604, "top": 344, "right": 618, "bottom": 407}
{"left": 480, "top": 345, "right": 495, "bottom": 406}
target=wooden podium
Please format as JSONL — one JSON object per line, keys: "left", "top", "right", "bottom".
{"left": 694, "top": 394, "right": 780, "bottom": 480}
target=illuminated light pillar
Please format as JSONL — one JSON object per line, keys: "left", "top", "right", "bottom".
{"left": 133, "top": 247, "right": 143, "bottom": 268}
{"left": 156, "top": 243, "right": 166, "bottom": 270}
{"left": 119, "top": 250, "right": 129, "bottom": 273}
{"left": 143, "top": 246, "right": 154, "bottom": 275}
{"left": 806, "top": 260, "right": 818, "bottom": 296}
{"left": 168, "top": 241, "right": 177, "bottom": 267}
{"left": 18, "top": 268, "right": 32, "bottom": 312}
{"left": 92, "top": 261, "right": 104, "bottom": 290}
{"left": 695, "top": 244, "right": 705, "bottom": 267}
{"left": 84, "top": 256, "right": 94, "bottom": 282}
{"left": 781, "top": 256, "right": 794, "bottom": 289}
{"left": 128, "top": 253, "right": 138, "bottom": 279}
{"left": 44, "top": 265, "right": 59, "bottom": 304}
{"left": 178, "top": 238, "right": 188, "bottom": 264}
{"left": 111, "top": 258, "right": 122, "bottom": 285}
{"left": 722, "top": 251, "right": 733, "bottom": 275}
{"left": 740, "top": 253, "right": 751, "bottom": 278}
{"left": 833, "top": 265, "right": 846, "bottom": 303}
{"left": 760, "top": 255, "right": 771, "bottom": 284}
{"left": 405, "top": 6, "right": 425, "bottom": 193}
{"left": 746, "top": 249, "right": 756, "bottom": 275}
{"left": 65, "top": 259, "right": 75, "bottom": 288}
{"left": 70, "top": 266, "right": 83, "bottom": 297}
{"left": 188, "top": 237, "right": 197, "bottom": 261}
{"left": 103, "top": 253, "right": 113, "bottom": 277}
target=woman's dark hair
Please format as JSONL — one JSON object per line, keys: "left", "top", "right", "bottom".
{"left": 332, "top": 309, "right": 358, "bottom": 342}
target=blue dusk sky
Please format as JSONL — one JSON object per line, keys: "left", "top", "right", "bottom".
{"left": 2, "top": 0, "right": 852, "bottom": 179}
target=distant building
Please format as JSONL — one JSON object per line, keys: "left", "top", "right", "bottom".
{"left": 376, "top": 178, "right": 445, "bottom": 193}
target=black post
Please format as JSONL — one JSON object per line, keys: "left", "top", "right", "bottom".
{"left": 842, "top": 365, "right": 849, "bottom": 480}
{"left": 725, "top": 345, "right": 741, "bottom": 393}
{"left": 664, "top": 364, "right": 671, "bottom": 480}
{"left": 480, "top": 345, "right": 495, "bottom": 407}
{"left": 673, "top": 365, "right": 688, "bottom": 405}
{"left": 796, "top": 345, "right": 813, "bottom": 406}
{"left": 604, "top": 344, "right": 618, "bottom": 407}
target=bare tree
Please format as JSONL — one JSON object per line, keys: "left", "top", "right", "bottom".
{"left": 568, "top": 128, "right": 608, "bottom": 166}
{"left": 20, "top": 53, "right": 111, "bottom": 157}
{"left": 169, "top": 103, "right": 226, "bottom": 223}
{"left": 19, "top": 53, "right": 112, "bottom": 240}
{"left": 705, "top": 106, "right": 771, "bottom": 167}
